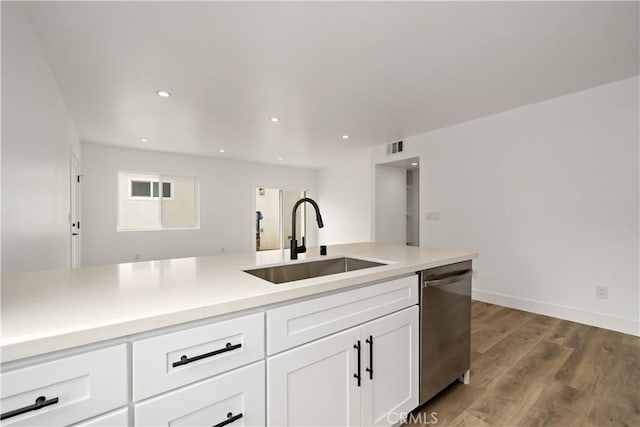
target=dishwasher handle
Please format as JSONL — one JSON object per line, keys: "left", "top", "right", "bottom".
{"left": 423, "top": 270, "right": 472, "bottom": 288}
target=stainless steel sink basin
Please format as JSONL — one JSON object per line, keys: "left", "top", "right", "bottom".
{"left": 244, "top": 257, "right": 387, "bottom": 284}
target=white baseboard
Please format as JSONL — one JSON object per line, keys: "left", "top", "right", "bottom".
{"left": 472, "top": 288, "right": 640, "bottom": 337}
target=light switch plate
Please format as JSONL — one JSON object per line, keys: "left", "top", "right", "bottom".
{"left": 596, "top": 286, "right": 608, "bottom": 299}
{"left": 426, "top": 212, "right": 440, "bottom": 221}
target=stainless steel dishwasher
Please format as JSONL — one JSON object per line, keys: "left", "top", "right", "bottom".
{"left": 419, "top": 261, "right": 472, "bottom": 405}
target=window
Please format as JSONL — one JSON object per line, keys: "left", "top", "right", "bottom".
{"left": 118, "top": 171, "right": 198, "bottom": 231}
{"left": 129, "top": 179, "right": 173, "bottom": 199}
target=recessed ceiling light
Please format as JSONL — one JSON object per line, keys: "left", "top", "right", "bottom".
{"left": 139, "top": 138, "right": 149, "bottom": 142}
{"left": 411, "top": 162, "right": 418, "bottom": 166}
{"left": 342, "top": 134, "right": 350, "bottom": 139}
{"left": 278, "top": 157, "right": 284, "bottom": 161}
{"left": 219, "top": 149, "right": 225, "bottom": 153}
{"left": 156, "top": 90, "right": 171, "bottom": 98}
{"left": 270, "top": 117, "right": 280, "bottom": 123}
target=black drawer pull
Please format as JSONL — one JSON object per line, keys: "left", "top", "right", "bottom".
{"left": 1, "top": 395, "right": 59, "bottom": 420}
{"left": 353, "top": 340, "right": 361, "bottom": 387}
{"left": 172, "top": 342, "right": 242, "bottom": 368}
{"left": 365, "top": 335, "right": 373, "bottom": 380}
{"left": 213, "top": 412, "right": 243, "bottom": 427}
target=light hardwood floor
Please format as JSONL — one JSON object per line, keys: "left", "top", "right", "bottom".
{"left": 409, "top": 301, "right": 640, "bottom": 427}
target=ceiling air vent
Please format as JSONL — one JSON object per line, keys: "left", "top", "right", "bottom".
{"left": 386, "top": 140, "right": 404, "bottom": 155}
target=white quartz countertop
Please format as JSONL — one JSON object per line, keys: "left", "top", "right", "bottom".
{"left": 0, "top": 243, "right": 477, "bottom": 363}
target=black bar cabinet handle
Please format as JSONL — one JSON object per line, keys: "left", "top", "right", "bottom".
{"left": 212, "top": 412, "right": 243, "bottom": 427}
{"left": 353, "top": 340, "right": 361, "bottom": 387}
{"left": 173, "top": 342, "right": 242, "bottom": 368}
{"left": 365, "top": 335, "right": 373, "bottom": 380}
{"left": 1, "top": 396, "right": 59, "bottom": 420}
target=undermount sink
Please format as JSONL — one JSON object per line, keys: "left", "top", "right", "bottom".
{"left": 244, "top": 257, "right": 387, "bottom": 284}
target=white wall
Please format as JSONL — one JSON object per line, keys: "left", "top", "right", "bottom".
{"left": 1, "top": 3, "right": 81, "bottom": 274}
{"left": 373, "top": 77, "right": 640, "bottom": 335}
{"left": 81, "top": 143, "right": 317, "bottom": 265}
{"left": 374, "top": 164, "right": 407, "bottom": 244}
{"left": 317, "top": 148, "right": 373, "bottom": 245}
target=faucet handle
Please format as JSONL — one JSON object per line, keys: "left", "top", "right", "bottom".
{"left": 297, "top": 236, "right": 307, "bottom": 254}
{"left": 290, "top": 238, "right": 307, "bottom": 258}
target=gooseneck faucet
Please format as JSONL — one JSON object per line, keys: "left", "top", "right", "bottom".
{"left": 290, "top": 197, "right": 324, "bottom": 260}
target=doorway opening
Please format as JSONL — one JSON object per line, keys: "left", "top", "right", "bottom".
{"left": 374, "top": 157, "right": 420, "bottom": 246}
{"left": 255, "top": 187, "right": 307, "bottom": 252}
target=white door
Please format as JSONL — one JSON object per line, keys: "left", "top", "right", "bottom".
{"left": 374, "top": 164, "right": 407, "bottom": 245}
{"left": 135, "top": 361, "right": 265, "bottom": 427}
{"left": 361, "top": 306, "right": 419, "bottom": 427}
{"left": 267, "top": 327, "right": 361, "bottom": 426}
{"left": 70, "top": 152, "right": 81, "bottom": 268}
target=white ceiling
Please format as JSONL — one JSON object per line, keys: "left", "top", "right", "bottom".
{"left": 23, "top": 1, "right": 639, "bottom": 168}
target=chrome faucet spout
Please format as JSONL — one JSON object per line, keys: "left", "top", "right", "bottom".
{"left": 291, "top": 197, "right": 324, "bottom": 260}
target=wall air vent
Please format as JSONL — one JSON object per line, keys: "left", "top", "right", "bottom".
{"left": 386, "top": 140, "right": 403, "bottom": 155}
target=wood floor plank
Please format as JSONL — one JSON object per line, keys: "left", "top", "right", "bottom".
{"left": 468, "top": 341, "right": 573, "bottom": 425}
{"left": 447, "top": 410, "right": 491, "bottom": 427}
{"left": 545, "top": 319, "right": 592, "bottom": 349}
{"left": 479, "top": 305, "right": 534, "bottom": 329}
{"left": 470, "top": 307, "right": 536, "bottom": 352}
{"left": 471, "top": 301, "right": 493, "bottom": 319}
{"left": 555, "top": 327, "right": 623, "bottom": 393}
{"left": 470, "top": 313, "right": 560, "bottom": 387}
{"left": 621, "top": 334, "right": 640, "bottom": 349}
{"left": 518, "top": 381, "right": 592, "bottom": 427}
{"left": 517, "top": 312, "right": 562, "bottom": 341}
{"left": 471, "top": 326, "right": 512, "bottom": 354}
{"left": 412, "top": 379, "right": 486, "bottom": 425}
{"left": 471, "top": 302, "right": 504, "bottom": 331}
{"left": 406, "top": 302, "right": 640, "bottom": 427}
{"left": 587, "top": 342, "right": 640, "bottom": 426}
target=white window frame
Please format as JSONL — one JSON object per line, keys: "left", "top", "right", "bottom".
{"left": 128, "top": 178, "right": 175, "bottom": 201}
{"left": 118, "top": 171, "right": 199, "bottom": 232}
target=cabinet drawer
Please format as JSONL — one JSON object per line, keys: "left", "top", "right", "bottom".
{"left": 135, "top": 361, "right": 265, "bottom": 427}
{"left": 70, "top": 408, "right": 128, "bottom": 427}
{"left": 132, "top": 312, "right": 264, "bottom": 401}
{"left": 266, "top": 275, "right": 418, "bottom": 355}
{"left": 0, "top": 344, "right": 127, "bottom": 426}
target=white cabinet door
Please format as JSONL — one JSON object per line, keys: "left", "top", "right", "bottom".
{"left": 267, "top": 327, "right": 361, "bottom": 426}
{"left": 135, "top": 361, "right": 264, "bottom": 427}
{"left": 361, "top": 306, "right": 419, "bottom": 427}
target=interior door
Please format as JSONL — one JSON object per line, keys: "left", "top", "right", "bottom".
{"left": 361, "top": 306, "right": 419, "bottom": 426}
{"left": 70, "top": 152, "right": 81, "bottom": 268}
{"left": 267, "top": 327, "right": 361, "bottom": 426}
{"left": 374, "top": 164, "right": 407, "bottom": 244}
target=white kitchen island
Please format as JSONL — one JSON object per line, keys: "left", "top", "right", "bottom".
{"left": 0, "top": 243, "right": 477, "bottom": 426}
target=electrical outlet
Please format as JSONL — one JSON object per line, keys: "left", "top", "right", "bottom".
{"left": 472, "top": 269, "right": 478, "bottom": 278}
{"left": 134, "top": 253, "right": 140, "bottom": 260}
{"left": 596, "top": 286, "right": 608, "bottom": 299}
{"left": 426, "top": 212, "right": 440, "bottom": 221}
{"left": 221, "top": 247, "right": 225, "bottom": 253}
